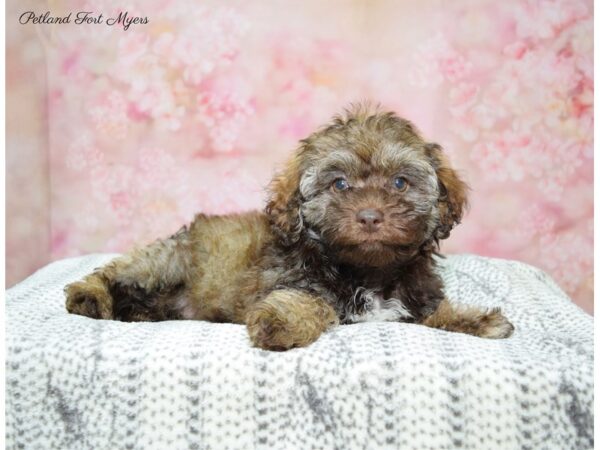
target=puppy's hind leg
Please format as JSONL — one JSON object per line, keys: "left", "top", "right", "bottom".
{"left": 65, "top": 226, "right": 193, "bottom": 322}
{"left": 421, "top": 298, "right": 514, "bottom": 339}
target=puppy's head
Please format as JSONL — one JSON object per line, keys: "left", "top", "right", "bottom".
{"left": 267, "top": 103, "right": 468, "bottom": 268}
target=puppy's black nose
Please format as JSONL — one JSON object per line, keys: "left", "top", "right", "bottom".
{"left": 356, "top": 209, "right": 384, "bottom": 232}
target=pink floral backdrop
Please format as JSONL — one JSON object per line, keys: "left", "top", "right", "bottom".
{"left": 6, "top": 0, "right": 593, "bottom": 313}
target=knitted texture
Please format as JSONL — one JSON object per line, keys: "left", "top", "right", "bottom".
{"left": 6, "top": 254, "right": 593, "bottom": 450}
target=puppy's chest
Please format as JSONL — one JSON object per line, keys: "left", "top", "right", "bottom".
{"left": 343, "top": 286, "right": 413, "bottom": 324}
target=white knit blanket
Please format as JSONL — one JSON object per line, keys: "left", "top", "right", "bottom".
{"left": 6, "top": 254, "right": 593, "bottom": 450}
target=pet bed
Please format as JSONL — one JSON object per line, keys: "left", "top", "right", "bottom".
{"left": 6, "top": 254, "right": 593, "bottom": 450}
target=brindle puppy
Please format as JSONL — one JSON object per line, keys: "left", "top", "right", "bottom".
{"left": 65, "top": 104, "right": 514, "bottom": 350}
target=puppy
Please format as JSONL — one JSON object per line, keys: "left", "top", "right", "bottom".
{"left": 65, "top": 103, "right": 514, "bottom": 350}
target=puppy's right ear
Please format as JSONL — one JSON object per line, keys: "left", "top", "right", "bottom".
{"left": 266, "top": 153, "right": 303, "bottom": 246}
{"left": 424, "top": 143, "right": 469, "bottom": 241}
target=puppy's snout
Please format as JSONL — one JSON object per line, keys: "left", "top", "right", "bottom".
{"left": 356, "top": 209, "right": 384, "bottom": 232}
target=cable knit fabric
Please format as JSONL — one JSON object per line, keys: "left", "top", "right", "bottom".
{"left": 6, "top": 254, "right": 593, "bottom": 450}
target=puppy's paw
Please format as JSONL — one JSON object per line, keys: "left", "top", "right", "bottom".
{"left": 422, "top": 299, "right": 514, "bottom": 339}
{"left": 246, "top": 312, "right": 297, "bottom": 351}
{"left": 476, "top": 308, "right": 515, "bottom": 339}
{"left": 245, "top": 290, "right": 338, "bottom": 351}
{"left": 246, "top": 307, "right": 329, "bottom": 351}
{"left": 65, "top": 279, "right": 113, "bottom": 320}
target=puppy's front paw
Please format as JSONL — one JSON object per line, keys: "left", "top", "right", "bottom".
{"left": 477, "top": 308, "right": 515, "bottom": 339}
{"left": 245, "top": 290, "right": 338, "bottom": 351}
{"left": 246, "top": 311, "right": 297, "bottom": 351}
{"left": 246, "top": 307, "right": 327, "bottom": 351}
{"left": 422, "top": 299, "right": 514, "bottom": 339}
{"left": 65, "top": 279, "right": 113, "bottom": 319}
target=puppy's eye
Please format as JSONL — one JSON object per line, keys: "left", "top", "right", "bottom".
{"left": 393, "top": 177, "right": 408, "bottom": 191}
{"left": 333, "top": 178, "right": 350, "bottom": 191}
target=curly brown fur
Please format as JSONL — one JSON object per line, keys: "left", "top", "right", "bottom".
{"left": 65, "top": 102, "right": 514, "bottom": 350}
{"left": 245, "top": 290, "right": 339, "bottom": 351}
{"left": 421, "top": 299, "right": 514, "bottom": 338}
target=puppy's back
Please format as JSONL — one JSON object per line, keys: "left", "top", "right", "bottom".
{"left": 187, "top": 211, "right": 272, "bottom": 321}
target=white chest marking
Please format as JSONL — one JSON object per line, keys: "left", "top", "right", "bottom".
{"left": 347, "top": 288, "right": 413, "bottom": 323}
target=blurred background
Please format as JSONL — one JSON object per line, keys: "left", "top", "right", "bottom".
{"left": 6, "top": 0, "right": 593, "bottom": 313}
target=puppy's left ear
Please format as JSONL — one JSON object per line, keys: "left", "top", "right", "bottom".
{"left": 266, "top": 153, "right": 304, "bottom": 246}
{"left": 425, "top": 143, "right": 469, "bottom": 240}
